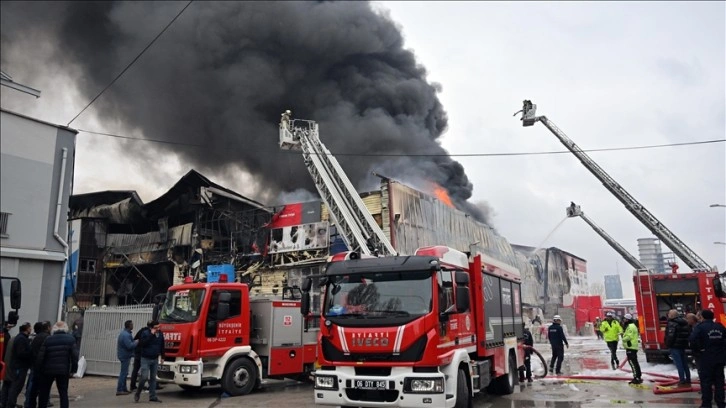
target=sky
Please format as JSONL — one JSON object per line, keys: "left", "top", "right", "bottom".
{"left": 1, "top": 1, "right": 724, "bottom": 298}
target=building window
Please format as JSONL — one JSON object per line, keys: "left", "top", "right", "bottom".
{"left": 79, "top": 259, "right": 96, "bottom": 274}
{"left": 0, "top": 212, "right": 9, "bottom": 238}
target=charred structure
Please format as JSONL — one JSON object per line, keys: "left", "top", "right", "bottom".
{"left": 68, "top": 170, "right": 270, "bottom": 307}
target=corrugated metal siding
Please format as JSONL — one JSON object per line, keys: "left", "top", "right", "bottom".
{"left": 80, "top": 305, "right": 154, "bottom": 377}
{"left": 320, "top": 192, "right": 382, "bottom": 226}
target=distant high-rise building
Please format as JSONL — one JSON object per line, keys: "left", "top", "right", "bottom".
{"left": 604, "top": 275, "right": 623, "bottom": 299}
{"left": 637, "top": 237, "right": 667, "bottom": 274}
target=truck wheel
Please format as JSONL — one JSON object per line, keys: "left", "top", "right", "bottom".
{"left": 222, "top": 358, "right": 257, "bottom": 396}
{"left": 488, "top": 353, "right": 516, "bottom": 395}
{"left": 454, "top": 368, "right": 471, "bottom": 408}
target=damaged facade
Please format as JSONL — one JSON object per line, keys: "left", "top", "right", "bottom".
{"left": 67, "top": 170, "right": 270, "bottom": 308}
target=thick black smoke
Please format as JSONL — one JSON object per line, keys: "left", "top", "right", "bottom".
{"left": 1, "top": 1, "right": 492, "bottom": 224}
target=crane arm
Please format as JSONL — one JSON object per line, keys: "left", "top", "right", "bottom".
{"left": 566, "top": 202, "right": 646, "bottom": 270}
{"left": 279, "top": 111, "right": 397, "bottom": 257}
{"left": 519, "top": 101, "right": 711, "bottom": 272}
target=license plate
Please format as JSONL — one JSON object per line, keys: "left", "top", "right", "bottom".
{"left": 157, "top": 365, "right": 170, "bottom": 372}
{"left": 355, "top": 380, "right": 387, "bottom": 390}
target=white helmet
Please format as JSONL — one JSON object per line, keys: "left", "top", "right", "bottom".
{"left": 624, "top": 313, "right": 633, "bottom": 320}
{"left": 553, "top": 315, "right": 561, "bottom": 321}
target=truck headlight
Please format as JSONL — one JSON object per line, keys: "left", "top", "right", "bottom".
{"left": 315, "top": 374, "right": 338, "bottom": 390}
{"left": 404, "top": 377, "right": 444, "bottom": 394}
{"left": 180, "top": 365, "right": 198, "bottom": 374}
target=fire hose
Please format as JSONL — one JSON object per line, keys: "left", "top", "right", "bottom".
{"left": 524, "top": 345, "right": 548, "bottom": 379}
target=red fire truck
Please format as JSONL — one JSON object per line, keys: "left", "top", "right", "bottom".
{"left": 302, "top": 246, "right": 524, "bottom": 408}
{"left": 634, "top": 269, "right": 726, "bottom": 363}
{"left": 155, "top": 275, "right": 317, "bottom": 395}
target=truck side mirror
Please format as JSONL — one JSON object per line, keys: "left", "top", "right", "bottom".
{"left": 454, "top": 271, "right": 469, "bottom": 286}
{"left": 302, "top": 277, "right": 312, "bottom": 293}
{"left": 7, "top": 311, "right": 18, "bottom": 326}
{"left": 301, "top": 292, "right": 311, "bottom": 316}
{"left": 456, "top": 287, "right": 470, "bottom": 312}
{"left": 10, "top": 279, "right": 21, "bottom": 310}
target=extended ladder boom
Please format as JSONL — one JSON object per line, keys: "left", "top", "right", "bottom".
{"left": 517, "top": 101, "right": 711, "bottom": 272}
{"left": 279, "top": 111, "right": 397, "bottom": 257}
{"left": 566, "top": 202, "right": 646, "bottom": 270}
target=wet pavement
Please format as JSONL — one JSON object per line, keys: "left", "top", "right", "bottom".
{"left": 38, "top": 336, "right": 707, "bottom": 407}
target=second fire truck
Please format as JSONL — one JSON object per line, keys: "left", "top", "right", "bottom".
{"left": 304, "top": 246, "right": 524, "bottom": 407}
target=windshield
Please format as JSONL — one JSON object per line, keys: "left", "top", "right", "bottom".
{"left": 323, "top": 270, "right": 432, "bottom": 318}
{"left": 160, "top": 289, "right": 206, "bottom": 323}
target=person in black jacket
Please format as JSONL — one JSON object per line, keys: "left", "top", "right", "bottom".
{"left": 25, "top": 321, "right": 51, "bottom": 408}
{"left": 133, "top": 321, "right": 165, "bottom": 403}
{"left": 129, "top": 322, "right": 148, "bottom": 392}
{"left": 6, "top": 322, "right": 33, "bottom": 408}
{"left": 35, "top": 321, "right": 79, "bottom": 408}
{"left": 520, "top": 324, "right": 534, "bottom": 382}
{"left": 665, "top": 309, "right": 692, "bottom": 385}
{"left": 548, "top": 315, "right": 569, "bottom": 375}
{"left": 689, "top": 309, "right": 726, "bottom": 408}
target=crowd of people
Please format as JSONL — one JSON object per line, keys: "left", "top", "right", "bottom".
{"left": 0, "top": 321, "right": 79, "bottom": 408}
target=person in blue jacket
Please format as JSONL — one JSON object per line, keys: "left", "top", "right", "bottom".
{"left": 116, "top": 320, "right": 138, "bottom": 395}
{"left": 689, "top": 309, "right": 725, "bottom": 408}
{"left": 548, "top": 315, "right": 569, "bottom": 375}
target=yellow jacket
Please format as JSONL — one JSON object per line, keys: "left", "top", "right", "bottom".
{"left": 621, "top": 322, "right": 639, "bottom": 350}
{"left": 600, "top": 319, "right": 623, "bottom": 342}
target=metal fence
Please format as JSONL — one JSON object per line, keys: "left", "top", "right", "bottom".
{"left": 79, "top": 305, "right": 154, "bottom": 376}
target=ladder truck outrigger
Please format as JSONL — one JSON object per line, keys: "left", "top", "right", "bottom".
{"left": 281, "top": 111, "right": 526, "bottom": 407}
{"left": 517, "top": 101, "right": 726, "bottom": 362}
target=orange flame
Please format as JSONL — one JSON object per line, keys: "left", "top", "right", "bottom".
{"left": 432, "top": 183, "right": 455, "bottom": 208}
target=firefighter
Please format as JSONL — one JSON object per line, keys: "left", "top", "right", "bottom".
{"left": 621, "top": 313, "right": 642, "bottom": 384}
{"left": 548, "top": 315, "right": 568, "bottom": 375}
{"left": 519, "top": 323, "right": 534, "bottom": 383}
{"left": 600, "top": 312, "right": 623, "bottom": 370}
{"left": 688, "top": 309, "right": 726, "bottom": 408}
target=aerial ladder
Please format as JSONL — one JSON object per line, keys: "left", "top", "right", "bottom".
{"left": 566, "top": 202, "right": 646, "bottom": 271}
{"left": 278, "top": 110, "right": 397, "bottom": 257}
{"left": 515, "top": 100, "right": 713, "bottom": 273}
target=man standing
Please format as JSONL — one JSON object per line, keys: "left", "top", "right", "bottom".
{"left": 25, "top": 321, "right": 51, "bottom": 408}
{"left": 594, "top": 317, "right": 603, "bottom": 340}
{"left": 6, "top": 322, "right": 33, "bottom": 408}
{"left": 35, "top": 322, "right": 79, "bottom": 408}
{"left": 665, "top": 309, "right": 692, "bottom": 386}
{"left": 621, "top": 314, "right": 642, "bottom": 384}
{"left": 116, "top": 320, "right": 138, "bottom": 396}
{"left": 548, "top": 315, "right": 568, "bottom": 375}
{"left": 521, "top": 324, "right": 534, "bottom": 383}
{"left": 600, "top": 312, "right": 623, "bottom": 370}
{"left": 134, "top": 321, "right": 164, "bottom": 403}
{"left": 689, "top": 309, "right": 726, "bottom": 408}
{"left": 129, "top": 321, "right": 148, "bottom": 392}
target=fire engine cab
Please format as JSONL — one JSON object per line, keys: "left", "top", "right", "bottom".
{"left": 303, "top": 246, "right": 525, "bottom": 408}
{"left": 155, "top": 274, "right": 316, "bottom": 395}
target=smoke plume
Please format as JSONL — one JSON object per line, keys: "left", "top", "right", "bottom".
{"left": 1, "top": 1, "right": 492, "bottom": 224}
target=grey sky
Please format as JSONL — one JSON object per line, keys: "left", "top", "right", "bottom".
{"left": 1, "top": 1, "right": 724, "bottom": 297}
